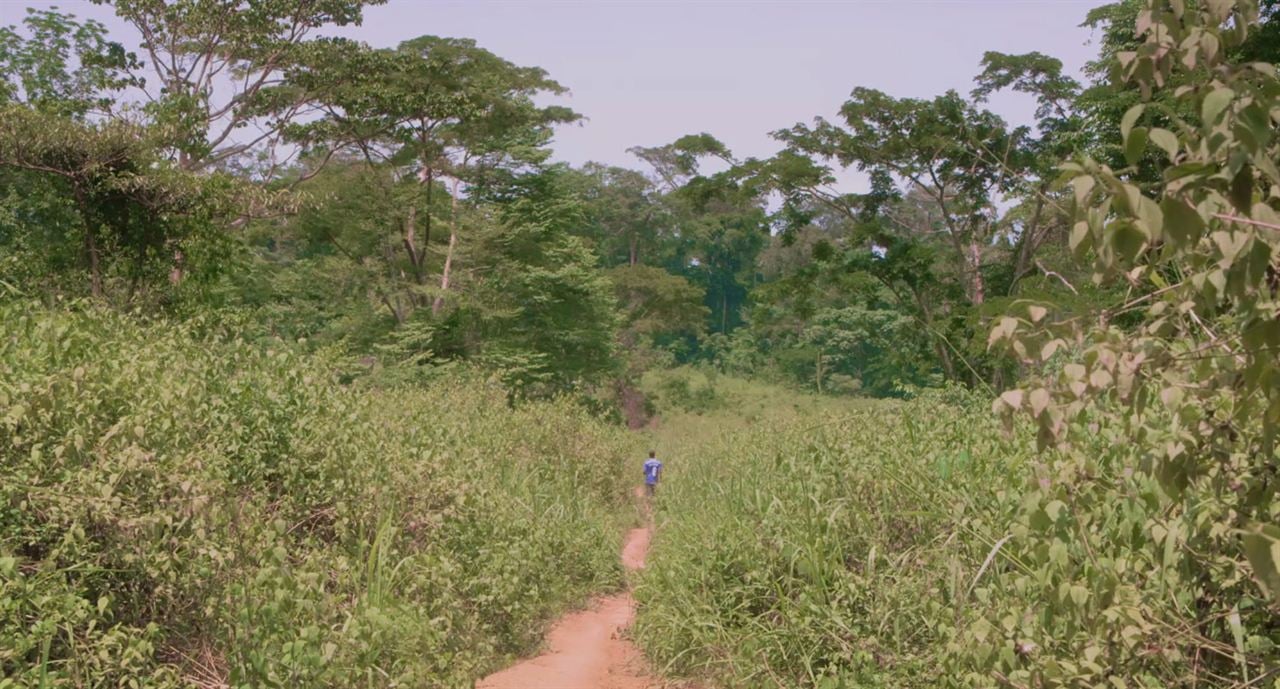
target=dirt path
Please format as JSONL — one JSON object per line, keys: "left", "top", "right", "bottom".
{"left": 476, "top": 524, "right": 656, "bottom": 689}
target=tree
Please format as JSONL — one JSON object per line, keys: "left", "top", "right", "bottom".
{"left": 0, "top": 105, "right": 266, "bottom": 301}
{"left": 570, "top": 163, "right": 666, "bottom": 267}
{"left": 629, "top": 135, "right": 768, "bottom": 335}
{"left": 95, "top": 0, "right": 383, "bottom": 172}
{"left": 470, "top": 169, "right": 619, "bottom": 393}
{"left": 284, "top": 35, "right": 579, "bottom": 317}
{"left": 776, "top": 88, "right": 1028, "bottom": 306}
{"left": 607, "top": 264, "right": 707, "bottom": 349}
{"left": 0, "top": 8, "right": 141, "bottom": 119}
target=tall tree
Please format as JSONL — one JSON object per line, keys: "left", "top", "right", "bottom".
{"left": 776, "top": 88, "right": 1026, "bottom": 306}
{"left": 95, "top": 0, "right": 383, "bottom": 172}
{"left": 0, "top": 8, "right": 140, "bottom": 119}
{"left": 628, "top": 135, "right": 768, "bottom": 335}
{"left": 284, "top": 35, "right": 579, "bottom": 316}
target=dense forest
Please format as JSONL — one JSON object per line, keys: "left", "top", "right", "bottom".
{"left": 3, "top": 0, "right": 1280, "bottom": 687}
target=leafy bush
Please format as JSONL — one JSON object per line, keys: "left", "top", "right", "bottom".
{"left": 644, "top": 368, "right": 724, "bottom": 415}
{"left": 0, "top": 301, "right": 634, "bottom": 687}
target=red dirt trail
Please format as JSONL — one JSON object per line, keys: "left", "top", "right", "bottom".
{"left": 476, "top": 525, "right": 657, "bottom": 689}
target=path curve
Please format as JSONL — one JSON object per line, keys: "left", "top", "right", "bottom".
{"left": 476, "top": 525, "right": 656, "bottom": 689}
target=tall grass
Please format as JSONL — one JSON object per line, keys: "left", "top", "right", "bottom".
{"left": 634, "top": 380, "right": 1032, "bottom": 687}
{"left": 0, "top": 301, "right": 638, "bottom": 687}
{"left": 636, "top": 375, "right": 1280, "bottom": 687}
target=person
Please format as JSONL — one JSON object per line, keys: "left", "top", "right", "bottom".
{"left": 643, "top": 450, "right": 663, "bottom": 497}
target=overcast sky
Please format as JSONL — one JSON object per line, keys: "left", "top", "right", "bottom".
{"left": 5, "top": 0, "right": 1106, "bottom": 188}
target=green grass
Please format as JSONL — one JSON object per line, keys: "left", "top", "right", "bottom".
{"left": 634, "top": 378, "right": 1019, "bottom": 687}
{"left": 634, "top": 373, "right": 1280, "bottom": 688}
{"left": 0, "top": 301, "right": 640, "bottom": 688}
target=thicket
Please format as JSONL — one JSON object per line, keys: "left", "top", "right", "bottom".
{"left": 637, "top": 388, "right": 1279, "bottom": 687}
{"left": 0, "top": 301, "right": 634, "bottom": 687}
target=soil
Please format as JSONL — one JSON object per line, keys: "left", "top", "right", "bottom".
{"left": 476, "top": 525, "right": 658, "bottom": 689}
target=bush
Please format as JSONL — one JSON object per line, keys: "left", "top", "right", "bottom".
{"left": 0, "top": 301, "right": 634, "bottom": 687}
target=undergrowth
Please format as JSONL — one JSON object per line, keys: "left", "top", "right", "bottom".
{"left": 636, "top": 379, "right": 1280, "bottom": 687}
{"left": 0, "top": 301, "right": 635, "bottom": 687}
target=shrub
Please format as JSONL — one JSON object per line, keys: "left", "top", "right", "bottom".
{"left": 0, "top": 301, "right": 634, "bottom": 687}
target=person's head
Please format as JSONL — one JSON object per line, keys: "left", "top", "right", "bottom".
{"left": 648, "top": 450, "right": 656, "bottom": 458}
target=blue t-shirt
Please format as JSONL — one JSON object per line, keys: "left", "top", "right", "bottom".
{"left": 643, "top": 458, "right": 663, "bottom": 485}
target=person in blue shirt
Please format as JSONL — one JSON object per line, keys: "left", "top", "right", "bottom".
{"left": 643, "top": 450, "right": 663, "bottom": 497}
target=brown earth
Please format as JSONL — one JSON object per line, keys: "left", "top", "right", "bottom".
{"left": 476, "top": 525, "right": 658, "bottom": 689}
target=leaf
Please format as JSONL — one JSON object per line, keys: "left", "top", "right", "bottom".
{"left": 1028, "top": 305, "right": 1048, "bottom": 323}
{"left": 1029, "top": 388, "right": 1050, "bottom": 417}
{"left": 1161, "top": 197, "right": 1204, "bottom": 246}
{"left": 1111, "top": 221, "right": 1148, "bottom": 262}
{"left": 1072, "top": 175, "right": 1096, "bottom": 205}
{"left": 1070, "top": 220, "right": 1092, "bottom": 253}
{"left": 1230, "top": 164, "right": 1254, "bottom": 212}
{"left": 1203, "top": 87, "right": 1234, "bottom": 126}
{"left": 1000, "top": 389, "right": 1024, "bottom": 410}
{"left": 1121, "top": 104, "right": 1145, "bottom": 143}
{"left": 1242, "top": 523, "right": 1280, "bottom": 598}
{"left": 1149, "top": 128, "right": 1179, "bottom": 161}
{"left": 1206, "top": 0, "right": 1234, "bottom": 22}
{"left": 1069, "top": 584, "right": 1090, "bottom": 608}
{"left": 1125, "top": 126, "right": 1149, "bottom": 165}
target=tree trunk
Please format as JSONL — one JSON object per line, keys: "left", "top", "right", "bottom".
{"left": 167, "top": 248, "right": 185, "bottom": 285}
{"left": 85, "top": 228, "right": 103, "bottom": 299}
{"left": 1008, "top": 193, "right": 1048, "bottom": 295}
{"left": 432, "top": 178, "right": 462, "bottom": 316}
{"left": 629, "top": 233, "right": 638, "bottom": 266}
{"left": 422, "top": 168, "right": 433, "bottom": 249}
{"left": 721, "top": 290, "right": 728, "bottom": 334}
{"left": 969, "top": 239, "right": 985, "bottom": 305}
{"left": 909, "top": 283, "right": 958, "bottom": 381}
{"left": 402, "top": 205, "right": 424, "bottom": 285}
{"left": 381, "top": 293, "right": 406, "bottom": 324}
{"left": 816, "top": 351, "right": 824, "bottom": 394}
{"left": 73, "top": 185, "right": 104, "bottom": 299}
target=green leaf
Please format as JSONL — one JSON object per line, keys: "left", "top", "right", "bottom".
{"left": 1149, "top": 128, "right": 1179, "bottom": 161}
{"left": 1069, "top": 584, "right": 1090, "bottom": 608}
{"left": 1161, "top": 197, "right": 1205, "bottom": 246}
{"left": 1125, "top": 126, "right": 1149, "bottom": 165}
{"left": 1070, "top": 220, "right": 1092, "bottom": 254}
{"left": 1111, "top": 220, "right": 1147, "bottom": 261}
{"left": 1242, "top": 523, "right": 1280, "bottom": 598}
{"left": 1121, "top": 104, "right": 1146, "bottom": 143}
{"left": 1202, "top": 87, "right": 1234, "bottom": 126}
{"left": 1230, "top": 164, "right": 1254, "bottom": 211}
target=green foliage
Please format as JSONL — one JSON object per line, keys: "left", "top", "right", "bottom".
{"left": 0, "top": 8, "right": 140, "bottom": 118}
{"left": 98, "top": 0, "right": 384, "bottom": 169}
{"left": 642, "top": 367, "right": 724, "bottom": 415}
{"left": 607, "top": 264, "right": 708, "bottom": 345}
{"left": 0, "top": 105, "right": 278, "bottom": 303}
{"left": 468, "top": 170, "right": 621, "bottom": 395}
{"left": 0, "top": 301, "right": 634, "bottom": 687}
{"left": 635, "top": 393, "right": 1034, "bottom": 688}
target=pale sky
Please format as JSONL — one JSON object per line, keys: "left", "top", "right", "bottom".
{"left": 4, "top": 0, "right": 1105, "bottom": 190}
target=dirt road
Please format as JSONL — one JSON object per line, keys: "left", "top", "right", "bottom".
{"left": 476, "top": 526, "right": 656, "bottom": 689}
